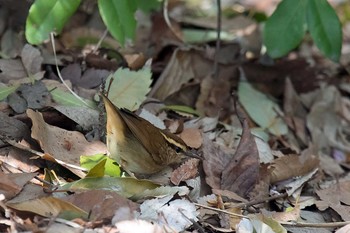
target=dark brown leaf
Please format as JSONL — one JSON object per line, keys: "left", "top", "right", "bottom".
{"left": 202, "top": 135, "right": 232, "bottom": 189}
{"left": 221, "top": 117, "right": 260, "bottom": 198}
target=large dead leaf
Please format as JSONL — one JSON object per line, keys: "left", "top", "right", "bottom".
{"left": 221, "top": 117, "right": 260, "bottom": 198}
{"left": 241, "top": 58, "right": 318, "bottom": 98}
{"left": 283, "top": 77, "right": 308, "bottom": 146}
{"left": 53, "top": 105, "right": 99, "bottom": 131}
{"left": 0, "top": 59, "right": 26, "bottom": 82}
{"left": 0, "top": 172, "right": 37, "bottom": 200}
{"left": 27, "top": 109, "right": 107, "bottom": 168}
{"left": 196, "top": 74, "right": 234, "bottom": 118}
{"left": 307, "top": 85, "right": 350, "bottom": 159}
{"left": 0, "top": 112, "right": 31, "bottom": 146}
{"left": 269, "top": 154, "right": 319, "bottom": 184}
{"left": 21, "top": 44, "right": 43, "bottom": 76}
{"left": 1, "top": 148, "right": 40, "bottom": 174}
{"left": 315, "top": 181, "right": 350, "bottom": 221}
{"left": 62, "top": 190, "right": 139, "bottom": 221}
{"left": 149, "top": 48, "right": 195, "bottom": 101}
{"left": 7, "top": 81, "right": 50, "bottom": 113}
{"left": 7, "top": 196, "right": 88, "bottom": 220}
{"left": 202, "top": 135, "right": 232, "bottom": 189}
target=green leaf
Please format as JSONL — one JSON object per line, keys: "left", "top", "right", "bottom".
{"left": 25, "top": 0, "right": 81, "bottom": 45}
{"left": 80, "top": 154, "right": 121, "bottom": 177}
{"left": 263, "top": 0, "right": 307, "bottom": 58}
{"left": 98, "top": 0, "right": 137, "bottom": 45}
{"left": 182, "top": 29, "right": 235, "bottom": 43}
{"left": 0, "top": 85, "right": 19, "bottom": 101}
{"left": 85, "top": 158, "right": 106, "bottom": 178}
{"left": 104, "top": 67, "right": 152, "bottom": 111}
{"left": 238, "top": 81, "right": 288, "bottom": 136}
{"left": 163, "top": 105, "right": 200, "bottom": 116}
{"left": 48, "top": 88, "right": 96, "bottom": 109}
{"left": 61, "top": 177, "right": 160, "bottom": 199}
{"left": 137, "top": 0, "right": 161, "bottom": 12}
{"left": 306, "top": 0, "right": 342, "bottom": 62}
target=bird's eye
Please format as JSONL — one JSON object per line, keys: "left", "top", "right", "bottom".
{"left": 175, "top": 147, "right": 182, "bottom": 153}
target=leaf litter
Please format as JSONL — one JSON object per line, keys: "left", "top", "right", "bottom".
{"left": 1, "top": 1, "right": 350, "bottom": 233}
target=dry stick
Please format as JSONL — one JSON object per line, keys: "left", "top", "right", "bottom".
{"left": 194, "top": 203, "right": 247, "bottom": 219}
{"left": 178, "top": 209, "right": 206, "bottom": 233}
{"left": 195, "top": 200, "right": 350, "bottom": 228}
{"left": 213, "top": 0, "right": 221, "bottom": 80}
{"left": 49, "top": 33, "right": 90, "bottom": 108}
{"left": 280, "top": 221, "right": 350, "bottom": 228}
{"left": 163, "top": 0, "right": 183, "bottom": 42}
{"left": 230, "top": 193, "right": 288, "bottom": 208}
{"left": 92, "top": 28, "right": 108, "bottom": 54}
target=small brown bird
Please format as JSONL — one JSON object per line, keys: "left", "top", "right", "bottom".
{"left": 101, "top": 94, "right": 195, "bottom": 176}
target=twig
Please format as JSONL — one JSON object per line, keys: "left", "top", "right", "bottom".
{"left": 194, "top": 203, "right": 247, "bottom": 218}
{"left": 280, "top": 221, "right": 350, "bottom": 228}
{"left": 163, "top": 0, "right": 182, "bottom": 42}
{"left": 213, "top": 0, "right": 222, "bottom": 80}
{"left": 196, "top": 198, "right": 350, "bottom": 228}
{"left": 230, "top": 193, "right": 288, "bottom": 208}
{"left": 178, "top": 209, "right": 206, "bottom": 233}
{"left": 93, "top": 28, "right": 108, "bottom": 54}
{"left": 49, "top": 33, "right": 91, "bottom": 108}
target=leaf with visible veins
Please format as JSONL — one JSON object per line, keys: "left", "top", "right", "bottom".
{"left": 221, "top": 117, "right": 260, "bottom": 198}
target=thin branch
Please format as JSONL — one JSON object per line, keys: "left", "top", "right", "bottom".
{"left": 213, "top": 0, "right": 221, "bottom": 80}
{"left": 195, "top": 199, "right": 350, "bottom": 228}
{"left": 280, "top": 221, "right": 350, "bottom": 228}
{"left": 93, "top": 28, "right": 109, "bottom": 54}
{"left": 194, "top": 203, "right": 247, "bottom": 218}
{"left": 230, "top": 193, "right": 288, "bottom": 208}
{"left": 49, "top": 33, "right": 91, "bottom": 108}
{"left": 163, "top": 0, "right": 182, "bottom": 42}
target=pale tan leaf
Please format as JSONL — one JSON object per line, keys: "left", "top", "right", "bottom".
{"left": 27, "top": 109, "right": 107, "bottom": 174}
{"left": 7, "top": 196, "right": 87, "bottom": 219}
{"left": 105, "top": 67, "right": 152, "bottom": 111}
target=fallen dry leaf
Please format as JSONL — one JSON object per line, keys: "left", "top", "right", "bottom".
{"left": 1, "top": 148, "right": 40, "bottom": 173}
{"left": 0, "top": 112, "right": 31, "bottom": 145}
{"left": 63, "top": 190, "right": 139, "bottom": 221}
{"left": 171, "top": 158, "right": 200, "bottom": 185}
{"left": 202, "top": 135, "right": 232, "bottom": 189}
{"left": 221, "top": 117, "right": 260, "bottom": 199}
{"left": 7, "top": 196, "right": 87, "bottom": 219}
{"left": 269, "top": 154, "right": 319, "bottom": 184}
{"left": 315, "top": 181, "right": 350, "bottom": 221}
{"left": 21, "top": 44, "right": 43, "bottom": 76}
{"left": 179, "top": 127, "right": 203, "bottom": 149}
{"left": 150, "top": 48, "right": 195, "bottom": 101}
{"left": 27, "top": 109, "right": 107, "bottom": 168}
{"left": 0, "top": 172, "right": 37, "bottom": 200}
{"left": 7, "top": 81, "right": 50, "bottom": 113}
{"left": 283, "top": 77, "right": 308, "bottom": 146}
